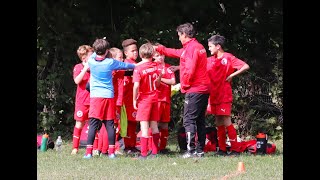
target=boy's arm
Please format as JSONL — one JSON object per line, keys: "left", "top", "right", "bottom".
{"left": 133, "top": 82, "right": 139, "bottom": 110}
{"left": 226, "top": 56, "right": 250, "bottom": 82}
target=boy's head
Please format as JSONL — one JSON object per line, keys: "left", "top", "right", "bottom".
{"left": 92, "top": 38, "right": 110, "bottom": 55}
{"left": 77, "top": 45, "right": 94, "bottom": 62}
{"left": 139, "top": 43, "right": 154, "bottom": 60}
{"left": 107, "top": 47, "right": 124, "bottom": 62}
{"left": 207, "top": 35, "right": 225, "bottom": 55}
{"left": 176, "top": 22, "right": 195, "bottom": 44}
{"left": 152, "top": 43, "right": 165, "bottom": 64}
{"left": 122, "top": 38, "right": 138, "bottom": 60}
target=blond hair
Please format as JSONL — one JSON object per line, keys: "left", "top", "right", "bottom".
{"left": 107, "top": 47, "right": 122, "bottom": 58}
{"left": 139, "top": 43, "right": 154, "bottom": 59}
{"left": 77, "top": 45, "right": 93, "bottom": 60}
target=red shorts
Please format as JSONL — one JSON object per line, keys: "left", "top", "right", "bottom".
{"left": 158, "top": 101, "right": 170, "bottom": 123}
{"left": 125, "top": 105, "right": 137, "bottom": 121}
{"left": 74, "top": 105, "right": 90, "bottom": 121}
{"left": 136, "top": 101, "right": 159, "bottom": 121}
{"left": 208, "top": 103, "right": 231, "bottom": 116}
{"left": 89, "top": 97, "right": 115, "bottom": 120}
{"left": 114, "top": 106, "right": 121, "bottom": 124}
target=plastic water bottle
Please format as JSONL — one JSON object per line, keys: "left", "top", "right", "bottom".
{"left": 55, "top": 136, "right": 63, "bottom": 152}
{"left": 40, "top": 133, "right": 49, "bottom": 152}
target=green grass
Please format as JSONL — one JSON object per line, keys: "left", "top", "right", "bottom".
{"left": 37, "top": 139, "right": 283, "bottom": 180}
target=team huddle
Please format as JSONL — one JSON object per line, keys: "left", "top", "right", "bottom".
{"left": 71, "top": 22, "right": 250, "bottom": 159}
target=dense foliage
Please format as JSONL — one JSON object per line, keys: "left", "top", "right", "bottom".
{"left": 37, "top": 0, "right": 282, "bottom": 140}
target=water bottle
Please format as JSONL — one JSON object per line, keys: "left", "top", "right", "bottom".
{"left": 40, "top": 133, "right": 49, "bottom": 152}
{"left": 55, "top": 136, "right": 63, "bottom": 152}
{"left": 256, "top": 133, "right": 267, "bottom": 154}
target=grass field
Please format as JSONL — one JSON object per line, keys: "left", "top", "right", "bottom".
{"left": 37, "top": 138, "right": 283, "bottom": 180}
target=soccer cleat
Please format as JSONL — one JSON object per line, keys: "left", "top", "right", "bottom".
{"left": 194, "top": 151, "right": 204, "bottom": 158}
{"left": 71, "top": 148, "right": 78, "bottom": 155}
{"left": 83, "top": 154, "right": 92, "bottom": 159}
{"left": 182, "top": 151, "right": 195, "bottom": 159}
{"left": 108, "top": 153, "right": 116, "bottom": 159}
{"left": 115, "top": 150, "right": 124, "bottom": 155}
{"left": 92, "top": 150, "right": 101, "bottom": 157}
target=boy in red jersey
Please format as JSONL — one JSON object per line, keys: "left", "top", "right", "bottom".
{"left": 71, "top": 45, "right": 99, "bottom": 155}
{"left": 153, "top": 48, "right": 176, "bottom": 153}
{"left": 97, "top": 47, "right": 125, "bottom": 156}
{"left": 154, "top": 23, "right": 210, "bottom": 158}
{"left": 206, "top": 35, "right": 250, "bottom": 156}
{"left": 122, "top": 39, "right": 140, "bottom": 154}
{"left": 133, "top": 43, "right": 162, "bottom": 159}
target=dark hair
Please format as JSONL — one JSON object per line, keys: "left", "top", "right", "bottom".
{"left": 122, "top": 39, "right": 137, "bottom": 48}
{"left": 92, "top": 38, "right": 110, "bottom": 55}
{"left": 207, "top": 35, "right": 225, "bottom": 48}
{"left": 176, "top": 23, "right": 195, "bottom": 38}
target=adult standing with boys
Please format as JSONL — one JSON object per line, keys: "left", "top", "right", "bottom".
{"left": 154, "top": 22, "right": 210, "bottom": 158}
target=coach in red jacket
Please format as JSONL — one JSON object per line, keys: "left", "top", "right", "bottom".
{"left": 154, "top": 22, "right": 210, "bottom": 158}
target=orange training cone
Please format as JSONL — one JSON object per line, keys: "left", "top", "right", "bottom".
{"left": 237, "top": 162, "right": 245, "bottom": 172}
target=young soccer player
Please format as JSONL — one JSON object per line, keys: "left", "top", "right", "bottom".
{"left": 153, "top": 49, "right": 176, "bottom": 153}
{"left": 71, "top": 45, "right": 98, "bottom": 155}
{"left": 96, "top": 47, "right": 125, "bottom": 156}
{"left": 83, "top": 38, "right": 135, "bottom": 159}
{"left": 206, "top": 35, "right": 250, "bottom": 156}
{"left": 122, "top": 39, "right": 140, "bottom": 154}
{"left": 132, "top": 43, "right": 162, "bottom": 159}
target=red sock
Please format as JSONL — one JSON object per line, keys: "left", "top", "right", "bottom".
{"left": 226, "top": 124, "right": 240, "bottom": 152}
{"left": 140, "top": 137, "right": 148, "bottom": 156}
{"left": 159, "top": 129, "right": 169, "bottom": 151}
{"left": 124, "top": 121, "right": 136, "bottom": 148}
{"left": 102, "top": 127, "right": 109, "bottom": 153}
{"left": 148, "top": 128, "right": 152, "bottom": 151}
{"left": 85, "top": 145, "right": 93, "bottom": 155}
{"left": 217, "top": 125, "right": 227, "bottom": 151}
{"left": 152, "top": 133, "right": 160, "bottom": 155}
{"left": 108, "top": 145, "right": 115, "bottom": 154}
{"left": 72, "top": 127, "right": 82, "bottom": 149}
{"left": 93, "top": 132, "right": 99, "bottom": 150}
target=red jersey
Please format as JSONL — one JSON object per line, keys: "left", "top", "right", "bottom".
{"left": 112, "top": 70, "right": 125, "bottom": 106}
{"left": 156, "top": 63, "right": 175, "bottom": 103}
{"left": 207, "top": 52, "right": 246, "bottom": 104}
{"left": 156, "top": 38, "right": 210, "bottom": 94}
{"left": 123, "top": 59, "right": 136, "bottom": 108}
{"left": 132, "top": 61, "right": 159, "bottom": 103}
{"left": 73, "top": 63, "right": 90, "bottom": 106}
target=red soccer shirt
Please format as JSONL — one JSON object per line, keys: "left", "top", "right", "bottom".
{"left": 73, "top": 63, "right": 90, "bottom": 106}
{"left": 112, "top": 70, "right": 125, "bottom": 106}
{"left": 123, "top": 59, "right": 136, "bottom": 106}
{"left": 133, "top": 61, "right": 159, "bottom": 103}
{"left": 207, "top": 52, "right": 246, "bottom": 104}
{"left": 156, "top": 63, "right": 175, "bottom": 103}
